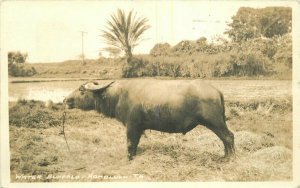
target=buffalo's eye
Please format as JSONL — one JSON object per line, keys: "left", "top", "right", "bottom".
{"left": 79, "top": 85, "right": 85, "bottom": 91}
{"left": 80, "top": 91, "right": 85, "bottom": 95}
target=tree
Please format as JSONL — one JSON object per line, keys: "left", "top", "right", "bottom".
{"left": 259, "top": 7, "right": 291, "bottom": 38}
{"left": 196, "top": 37, "right": 207, "bottom": 45}
{"left": 150, "top": 43, "right": 171, "bottom": 57}
{"left": 225, "top": 7, "right": 291, "bottom": 42}
{"left": 8, "top": 52, "right": 15, "bottom": 64}
{"left": 8, "top": 51, "right": 28, "bottom": 64}
{"left": 7, "top": 51, "right": 37, "bottom": 77}
{"left": 101, "top": 9, "right": 150, "bottom": 62}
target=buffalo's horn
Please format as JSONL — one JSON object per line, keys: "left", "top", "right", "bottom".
{"left": 84, "top": 81, "right": 115, "bottom": 91}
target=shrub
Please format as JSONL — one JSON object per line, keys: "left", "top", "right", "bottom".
{"left": 123, "top": 51, "right": 272, "bottom": 78}
{"left": 238, "top": 38, "right": 279, "bottom": 59}
{"left": 227, "top": 50, "right": 270, "bottom": 76}
{"left": 122, "top": 57, "right": 148, "bottom": 77}
{"left": 170, "top": 38, "right": 228, "bottom": 56}
{"left": 8, "top": 63, "right": 37, "bottom": 77}
{"left": 273, "top": 34, "right": 292, "bottom": 68}
{"left": 150, "top": 43, "right": 172, "bottom": 57}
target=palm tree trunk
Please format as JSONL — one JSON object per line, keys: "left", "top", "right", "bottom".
{"left": 126, "top": 46, "right": 133, "bottom": 63}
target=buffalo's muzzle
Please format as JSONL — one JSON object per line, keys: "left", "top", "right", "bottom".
{"left": 64, "top": 98, "right": 74, "bottom": 109}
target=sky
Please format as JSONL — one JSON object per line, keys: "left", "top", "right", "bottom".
{"left": 0, "top": 1, "right": 292, "bottom": 63}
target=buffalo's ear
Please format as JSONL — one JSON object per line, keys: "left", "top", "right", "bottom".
{"left": 83, "top": 81, "right": 115, "bottom": 93}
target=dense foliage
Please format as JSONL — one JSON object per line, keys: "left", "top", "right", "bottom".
{"left": 123, "top": 32, "right": 291, "bottom": 79}
{"left": 123, "top": 7, "right": 292, "bottom": 79}
{"left": 225, "top": 7, "right": 291, "bottom": 42}
{"left": 8, "top": 51, "right": 28, "bottom": 64}
{"left": 8, "top": 51, "right": 37, "bottom": 77}
{"left": 8, "top": 63, "right": 37, "bottom": 77}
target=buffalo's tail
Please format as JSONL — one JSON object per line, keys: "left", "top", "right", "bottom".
{"left": 220, "top": 92, "right": 226, "bottom": 123}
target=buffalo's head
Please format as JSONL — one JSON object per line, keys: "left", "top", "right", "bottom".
{"left": 64, "top": 81, "right": 115, "bottom": 110}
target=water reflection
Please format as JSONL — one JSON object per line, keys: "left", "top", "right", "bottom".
{"left": 9, "top": 81, "right": 83, "bottom": 103}
{"left": 9, "top": 88, "right": 72, "bottom": 103}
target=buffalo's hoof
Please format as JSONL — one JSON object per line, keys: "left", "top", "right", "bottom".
{"left": 218, "top": 156, "right": 230, "bottom": 163}
{"left": 219, "top": 154, "right": 235, "bottom": 163}
{"left": 128, "top": 154, "right": 134, "bottom": 161}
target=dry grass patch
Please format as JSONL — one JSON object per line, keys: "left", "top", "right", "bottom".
{"left": 9, "top": 98, "right": 292, "bottom": 182}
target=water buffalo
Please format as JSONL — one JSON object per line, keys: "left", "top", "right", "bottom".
{"left": 64, "top": 79, "right": 235, "bottom": 160}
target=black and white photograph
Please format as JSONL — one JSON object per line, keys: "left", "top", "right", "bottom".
{"left": 1, "top": 0, "right": 299, "bottom": 187}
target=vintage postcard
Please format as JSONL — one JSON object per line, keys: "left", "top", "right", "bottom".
{"left": 1, "top": 0, "right": 299, "bottom": 187}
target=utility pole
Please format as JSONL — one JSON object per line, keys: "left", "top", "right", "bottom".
{"left": 80, "top": 31, "right": 87, "bottom": 65}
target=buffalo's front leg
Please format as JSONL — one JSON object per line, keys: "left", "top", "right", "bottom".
{"left": 126, "top": 126, "right": 143, "bottom": 160}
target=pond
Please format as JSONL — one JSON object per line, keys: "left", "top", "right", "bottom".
{"left": 9, "top": 80, "right": 84, "bottom": 103}
{"left": 9, "top": 79, "right": 292, "bottom": 103}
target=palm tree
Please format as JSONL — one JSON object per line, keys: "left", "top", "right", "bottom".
{"left": 101, "top": 9, "right": 150, "bottom": 62}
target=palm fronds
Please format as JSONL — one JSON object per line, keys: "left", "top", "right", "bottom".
{"left": 101, "top": 9, "right": 150, "bottom": 60}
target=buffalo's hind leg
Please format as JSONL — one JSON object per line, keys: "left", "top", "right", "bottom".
{"left": 205, "top": 120, "right": 235, "bottom": 158}
{"left": 126, "top": 126, "right": 143, "bottom": 160}
{"left": 217, "top": 126, "right": 235, "bottom": 158}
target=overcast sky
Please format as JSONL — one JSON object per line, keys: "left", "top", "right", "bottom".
{"left": 0, "top": 1, "right": 292, "bottom": 63}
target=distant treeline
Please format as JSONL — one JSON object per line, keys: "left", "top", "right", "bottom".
{"left": 123, "top": 7, "right": 292, "bottom": 79}
{"left": 123, "top": 34, "right": 291, "bottom": 79}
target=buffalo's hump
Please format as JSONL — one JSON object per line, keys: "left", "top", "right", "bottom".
{"left": 109, "top": 79, "right": 222, "bottom": 107}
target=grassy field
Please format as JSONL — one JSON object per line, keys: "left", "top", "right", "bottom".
{"left": 22, "top": 59, "right": 124, "bottom": 79}
{"left": 9, "top": 98, "right": 292, "bottom": 182}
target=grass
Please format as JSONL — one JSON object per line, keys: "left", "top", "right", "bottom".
{"left": 9, "top": 97, "right": 292, "bottom": 182}
{"left": 22, "top": 58, "right": 124, "bottom": 79}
